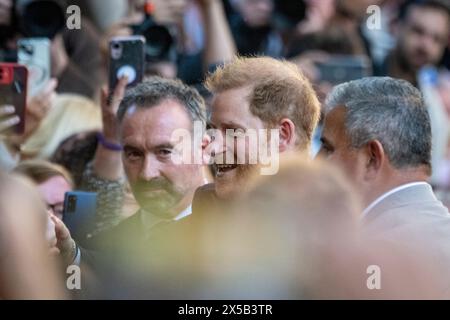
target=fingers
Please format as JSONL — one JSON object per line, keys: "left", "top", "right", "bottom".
{"left": 51, "top": 215, "right": 70, "bottom": 241}
{"left": 113, "top": 76, "right": 128, "bottom": 102}
{"left": 49, "top": 247, "right": 61, "bottom": 257}
{"left": 40, "top": 78, "right": 58, "bottom": 99}
{"left": 100, "top": 85, "right": 109, "bottom": 109}
{"left": 0, "top": 116, "right": 20, "bottom": 132}
{"left": 107, "top": 76, "right": 128, "bottom": 112}
{"left": 28, "top": 98, "right": 50, "bottom": 119}
{"left": 28, "top": 78, "right": 58, "bottom": 118}
{"left": 0, "top": 104, "right": 15, "bottom": 116}
{"left": 35, "top": 78, "right": 58, "bottom": 107}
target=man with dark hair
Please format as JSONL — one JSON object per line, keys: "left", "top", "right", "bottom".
{"left": 51, "top": 77, "right": 209, "bottom": 298}
{"left": 319, "top": 77, "right": 450, "bottom": 297}
{"left": 375, "top": 0, "right": 450, "bottom": 85}
{"left": 89, "top": 76, "right": 207, "bottom": 248}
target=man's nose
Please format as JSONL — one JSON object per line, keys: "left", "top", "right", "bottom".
{"left": 140, "top": 155, "right": 161, "bottom": 180}
{"left": 418, "top": 34, "right": 435, "bottom": 55}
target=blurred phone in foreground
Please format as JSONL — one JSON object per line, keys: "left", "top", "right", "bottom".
{"left": 63, "top": 191, "right": 97, "bottom": 245}
{"left": 18, "top": 38, "right": 51, "bottom": 97}
{"left": 108, "top": 35, "right": 145, "bottom": 90}
{"left": 0, "top": 63, "right": 28, "bottom": 134}
{"left": 317, "top": 55, "right": 372, "bottom": 84}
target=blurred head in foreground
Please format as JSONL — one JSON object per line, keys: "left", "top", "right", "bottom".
{"left": 0, "top": 170, "right": 65, "bottom": 299}
{"left": 196, "top": 155, "right": 441, "bottom": 298}
{"left": 98, "top": 154, "right": 440, "bottom": 298}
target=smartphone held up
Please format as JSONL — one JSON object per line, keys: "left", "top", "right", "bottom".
{"left": 0, "top": 63, "right": 28, "bottom": 135}
{"left": 108, "top": 35, "right": 146, "bottom": 90}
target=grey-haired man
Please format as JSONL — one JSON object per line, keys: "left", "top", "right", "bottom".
{"left": 320, "top": 77, "right": 450, "bottom": 297}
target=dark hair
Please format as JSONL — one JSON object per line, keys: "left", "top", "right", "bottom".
{"left": 51, "top": 130, "right": 99, "bottom": 187}
{"left": 14, "top": 159, "right": 74, "bottom": 187}
{"left": 117, "top": 76, "right": 206, "bottom": 129}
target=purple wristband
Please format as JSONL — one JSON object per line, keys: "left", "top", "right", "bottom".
{"left": 96, "top": 132, "right": 123, "bottom": 151}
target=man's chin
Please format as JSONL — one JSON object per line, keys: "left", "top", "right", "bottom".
{"left": 137, "top": 196, "right": 174, "bottom": 214}
{"left": 214, "top": 172, "right": 246, "bottom": 200}
{"left": 214, "top": 164, "right": 260, "bottom": 199}
{"left": 214, "top": 182, "right": 238, "bottom": 200}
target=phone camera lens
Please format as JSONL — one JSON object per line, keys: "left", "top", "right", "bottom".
{"left": 67, "top": 195, "right": 77, "bottom": 212}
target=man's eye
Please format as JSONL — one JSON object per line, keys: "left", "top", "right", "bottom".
{"left": 126, "top": 150, "right": 142, "bottom": 160}
{"left": 158, "top": 149, "right": 172, "bottom": 157}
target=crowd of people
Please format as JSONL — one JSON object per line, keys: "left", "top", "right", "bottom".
{"left": 1, "top": 0, "right": 450, "bottom": 299}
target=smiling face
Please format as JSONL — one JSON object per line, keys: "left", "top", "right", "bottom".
{"left": 120, "top": 99, "right": 203, "bottom": 217}
{"left": 208, "top": 87, "right": 268, "bottom": 200}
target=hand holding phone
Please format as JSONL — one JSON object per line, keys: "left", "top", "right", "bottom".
{"left": 0, "top": 63, "right": 28, "bottom": 135}
{"left": 63, "top": 191, "right": 97, "bottom": 245}
{"left": 101, "top": 76, "right": 128, "bottom": 143}
{"left": 0, "top": 105, "right": 20, "bottom": 135}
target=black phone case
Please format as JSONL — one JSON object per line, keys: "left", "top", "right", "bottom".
{"left": 0, "top": 63, "right": 28, "bottom": 134}
{"left": 108, "top": 37, "right": 145, "bottom": 90}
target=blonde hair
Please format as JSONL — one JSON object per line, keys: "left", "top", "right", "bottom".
{"left": 14, "top": 159, "right": 74, "bottom": 188}
{"left": 205, "top": 56, "right": 321, "bottom": 150}
{"left": 21, "top": 94, "right": 102, "bottom": 159}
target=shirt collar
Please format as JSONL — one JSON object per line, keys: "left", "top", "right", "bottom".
{"left": 174, "top": 205, "right": 192, "bottom": 221}
{"left": 361, "top": 182, "right": 429, "bottom": 218}
{"left": 141, "top": 204, "right": 192, "bottom": 233}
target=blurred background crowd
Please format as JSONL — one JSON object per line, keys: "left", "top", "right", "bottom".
{"left": 0, "top": 0, "right": 450, "bottom": 299}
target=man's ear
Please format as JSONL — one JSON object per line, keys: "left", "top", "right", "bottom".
{"left": 278, "top": 118, "right": 296, "bottom": 153}
{"left": 364, "top": 140, "right": 385, "bottom": 180}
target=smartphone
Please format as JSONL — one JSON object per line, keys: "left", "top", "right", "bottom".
{"left": 17, "top": 38, "right": 51, "bottom": 97}
{"left": 0, "top": 63, "right": 28, "bottom": 134}
{"left": 317, "top": 55, "right": 372, "bottom": 84}
{"left": 108, "top": 35, "right": 145, "bottom": 90}
{"left": 63, "top": 191, "right": 97, "bottom": 245}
